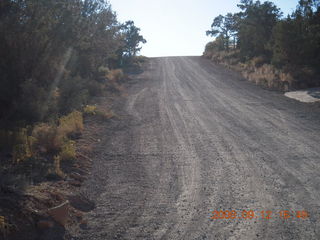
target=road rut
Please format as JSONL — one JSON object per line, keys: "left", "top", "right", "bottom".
{"left": 78, "top": 56, "right": 320, "bottom": 240}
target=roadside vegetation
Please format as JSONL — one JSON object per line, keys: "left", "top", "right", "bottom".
{"left": 204, "top": 0, "right": 320, "bottom": 91}
{"left": 0, "top": 0, "right": 146, "bottom": 182}
{"left": 0, "top": 0, "right": 146, "bottom": 238}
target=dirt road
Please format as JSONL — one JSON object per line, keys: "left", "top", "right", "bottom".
{"left": 78, "top": 57, "right": 320, "bottom": 240}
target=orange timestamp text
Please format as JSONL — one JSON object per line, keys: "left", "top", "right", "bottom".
{"left": 209, "top": 210, "right": 309, "bottom": 220}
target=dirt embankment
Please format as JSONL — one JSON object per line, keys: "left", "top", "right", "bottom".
{"left": 0, "top": 94, "right": 122, "bottom": 240}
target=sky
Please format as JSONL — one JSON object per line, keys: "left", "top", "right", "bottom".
{"left": 109, "top": 0, "right": 299, "bottom": 57}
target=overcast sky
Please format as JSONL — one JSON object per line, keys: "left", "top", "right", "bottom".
{"left": 109, "top": 0, "right": 299, "bottom": 57}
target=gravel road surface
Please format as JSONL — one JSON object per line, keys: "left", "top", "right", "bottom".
{"left": 78, "top": 56, "right": 320, "bottom": 240}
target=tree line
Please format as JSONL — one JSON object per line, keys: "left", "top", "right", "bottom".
{"left": 206, "top": 0, "right": 320, "bottom": 86}
{"left": 0, "top": 0, "right": 146, "bottom": 127}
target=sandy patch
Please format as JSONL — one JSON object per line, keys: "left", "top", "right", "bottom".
{"left": 285, "top": 88, "right": 320, "bottom": 103}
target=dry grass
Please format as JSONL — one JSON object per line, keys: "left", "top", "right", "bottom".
{"left": 32, "top": 111, "right": 83, "bottom": 155}
{"left": 242, "top": 63, "right": 293, "bottom": 90}
{"left": 250, "top": 56, "right": 267, "bottom": 68}
{"left": 204, "top": 48, "right": 294, "bottom": 91}
{"left": 95, "top": 109, "right": 115, "bottom": 120}
{"left": 83, "top": 105, "right": 97, "bottom": 116}
{"left": 58, "top": 111, "right": 84, "bottom": 138}
{"left": 32, "top": 123, "right": 60, "bottom": 153}
{"left": 31, "top": 111, "right": 83, "bottom": 177}
{"left": 59, "top": 140, "right": 76, "bottom": 161}
{"left": 106, "top": 69, "right": 125, "bottom": 92}
{"left": 0, "top": 110, "right": 83, "bottom": 166}
{"left": 107, "top": 69, "right": 124, "bottom": 82}
{"left": 98, "top": 66, "right": 110, "bottom": 76}
{"left": 83, "top": 105, "right": 115, "bottom": 120}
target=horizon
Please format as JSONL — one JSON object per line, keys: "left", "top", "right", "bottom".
{"left": 109, "top": 0, "right": 299, "bottom": 57}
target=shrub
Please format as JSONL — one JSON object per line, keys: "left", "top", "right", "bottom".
{"left": 251, "top": 56, "right": 267, "bottom": 68}
{"left": 86, "top": 80, "right": 104, "bottom": 96}
{"left": 107, "top": 69, "right": 124, "bottom": 82}
{"left": 58, "top": 76, "right": 89, "bottom": 114}
{"left": 0, "top": 129, "right": 15, "bottom": 152}
{"left": 59, "top": 140, "right": 76, "bottom": 161}
{"left": 83, "top": 105, "right": 115, "bottom": 120}
{"left": 95, "top": 109, "right": 115, "bottom": 120}
{"left": 12, "top": 128, "right": 35, "bottom": 163}
{"left": 98, "top": 66, "right": 110, "bottom": 76}
{"left": 106, "top": 70, "right": 125, "bottom": 92}
{"left": 58, "top": 111, "right": 83, "bottom": 138}
{"left": 83, "top": 105, "right": 97, "bottom": 116}
{"left": 32, "top": 123, "right": 60, "bottom": 153}
{"left": 0, "top": 128, "right": 35, "bottom": 163}
{"left": 32, "top": 111, "right": 83, "bottom": 155}
{"left": 17, "top": 80, "right": 48, "bottom": 123}
{"left": 134, "top": 56, "right": 147, "bottom": 63}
